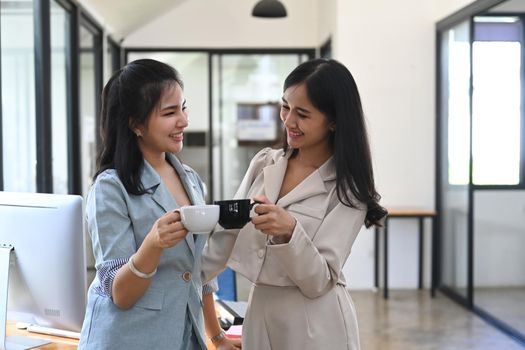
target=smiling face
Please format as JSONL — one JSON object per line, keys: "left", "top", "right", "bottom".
{"left": 134, "top": 82, "right": 188, "bottom": 157}
{"left": 280, "top": 83, "right": 334, "bottom": 156}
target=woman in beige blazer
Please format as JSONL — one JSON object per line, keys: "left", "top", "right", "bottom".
{"left": 203, "top": 58, "right": 386, "bottom": 350}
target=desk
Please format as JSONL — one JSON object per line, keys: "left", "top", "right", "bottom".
{"left": 6, "top": 321, "right": 217, "bottom": 349}
{"left": 6, "top": 321, "right": 78, "bottom": 349}
{"left": 374, "top": 208, "right": 437, "bottom": 299}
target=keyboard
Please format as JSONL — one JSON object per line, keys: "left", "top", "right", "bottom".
{"left": 26, "top": 324, "right": 81, "bottom": 339}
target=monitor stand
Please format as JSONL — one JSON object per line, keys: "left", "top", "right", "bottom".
{"left": 0, "top": 245, "right": 50, "bottom": 350}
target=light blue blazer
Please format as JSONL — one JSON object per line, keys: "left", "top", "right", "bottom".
{"left": 79, "top": 154, "right": 208, "bottom": 350}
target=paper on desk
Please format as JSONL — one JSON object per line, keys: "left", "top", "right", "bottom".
{"left": 225, "top": 325, "right": 242, "bottom": 339}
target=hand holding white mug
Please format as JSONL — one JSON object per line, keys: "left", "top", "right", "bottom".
{"left": 148, "top": 210, "right": 189, "bottom": 249}
{"left": 174, "top": 204, "right": 220, "bottom": 234}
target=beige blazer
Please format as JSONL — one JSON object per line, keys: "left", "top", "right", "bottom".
{"left": 203, "top": 148, "right": 365, "bottom": 350}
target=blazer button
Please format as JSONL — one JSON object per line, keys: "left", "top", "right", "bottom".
{"left": 257, "top": 249, "right": 265, "bottom": 258}
{"left": 182, "top": 271, "right": 192, "bottom": 282}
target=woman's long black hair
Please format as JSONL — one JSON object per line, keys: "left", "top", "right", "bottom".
{"left": 94, "top": 59, "right": 183, "bottom": 195}
{"left": 282, "top": 58, "right": 387, "bottom": 227}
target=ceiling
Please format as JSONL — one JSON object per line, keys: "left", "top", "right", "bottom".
{"left": 78, "top": 0, "right": 525, "bottom": 41}
{"left": 78, "top": 0, "right": 188, "bottom": 39}
{"left": 488, "top": 0, "right": 525, "bottom": 13}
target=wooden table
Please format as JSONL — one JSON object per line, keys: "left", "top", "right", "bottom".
{"left": 5, "top": 321, "right": 78, "bottom": 349}
{"left": 374, "top": 208, "right": 438, "bottom": 299}
{"left": 6, "top": 320, "right": 216, "bottom": 349}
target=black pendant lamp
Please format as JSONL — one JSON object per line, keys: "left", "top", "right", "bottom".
{"left": 252, "top": 0, "right": 287, "bottom": 18}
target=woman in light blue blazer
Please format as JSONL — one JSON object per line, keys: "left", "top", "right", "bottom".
{"left": 79, "top": 59, "right": 218, "bottom": 349}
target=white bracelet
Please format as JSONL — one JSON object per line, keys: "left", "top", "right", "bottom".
{"left": 127, "top": 255, "right": 157, "bottom": 279}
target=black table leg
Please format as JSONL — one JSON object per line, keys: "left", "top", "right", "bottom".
{"left": 383, "top": 219, "right": 389, "bottom": 299}
{"left": 418, "top": 217, "right": 424, "bottom": 289}
{"left": 374, "top": 226, "right": 379, "bottom": 288}
{"left": 431, "top": 217, "right": 437, "bottom": 298}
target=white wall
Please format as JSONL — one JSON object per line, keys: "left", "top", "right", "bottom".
{"left": 434, "top": 0, "right": 479, "bottom": 21}
{"left": 317, "top": 0, "right": 336, "bottom": 48}
{"left": 335, "top": 0, "right": 477, "bottom": 289}
{"left": 335, "top": 0, "right": 438, "bottom": 208}
{"left": 124, "top": 0, "right": 318, "bottom": 48}
{"left": 335, "top": 0, "right": 437, "bottom": 289}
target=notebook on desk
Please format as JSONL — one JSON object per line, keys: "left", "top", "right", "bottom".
{"left": 225, "top": 325, "right": 242, "bottom": 339}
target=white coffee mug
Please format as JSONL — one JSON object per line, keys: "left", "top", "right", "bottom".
{"left": 174, "top": 204, "right": 219, "bottom": 234}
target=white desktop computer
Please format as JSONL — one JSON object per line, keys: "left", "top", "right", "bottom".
{"left": 0, "top": 192, "right": 87, "bottom": 350}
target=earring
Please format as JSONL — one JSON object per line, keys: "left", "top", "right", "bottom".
{"left": 134, "top": 131, "right": 142, "bottom": 137}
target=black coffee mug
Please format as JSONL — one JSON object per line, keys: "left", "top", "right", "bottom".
{"left": 214, "top": 199, "right": 262, "bottom": 229}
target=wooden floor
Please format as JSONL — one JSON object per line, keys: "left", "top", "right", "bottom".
{"left": 351, "top": 290, "right": 525, "bottom": 350}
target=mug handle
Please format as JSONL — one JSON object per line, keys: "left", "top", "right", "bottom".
{"left": 249, "top": 199, "right": 264, "bottom": 220}
{"left": 172, "top": 208, "right": 186, "bottom": 227}
{"left": 249, "top": 199, "right": 263, "bottom": 210}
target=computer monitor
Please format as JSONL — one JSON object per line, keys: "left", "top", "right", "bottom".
{"left": 0, "top": 192, "right": 87, "bottom": 349}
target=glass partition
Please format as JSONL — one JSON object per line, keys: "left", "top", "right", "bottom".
{"left": 50, "top": 0, "right": 69, "bottom": 194}
{"left": 438, "top": 2, "right": 525, "bottom": 345}
{"left": 439, "top": 20, "right": 472, "bottom": 300}
{"left": 79, "top": 20, "right": 100, "bottom": 286}
{"left": 472, "top": 15, "right": 525, "bottom": 337}
{"left": 106, "top": 38, "right": 121, "bottom": 79}
{"left": 79, "top": 23, "right": 97, "bottom": 197}
{"left": 1, "top": 0, "right": 36, "bottom": 192}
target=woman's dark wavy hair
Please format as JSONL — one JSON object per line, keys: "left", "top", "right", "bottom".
{"left": 94, "top": 58, "right": 183, "bottom": 195}
{"left": 282, "top": 58, "right": 387, "bottom": 227}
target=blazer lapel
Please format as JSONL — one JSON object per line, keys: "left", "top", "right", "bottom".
{"left": 168, "top": 154, "right": 198, "bottom": 258}
{"left": 151, "top": 185, "right": 177, "bottom": 214}
{"left": 168, "top": 153, "right": 201, "bottom": 205}
{"left": 141, "top": 161, "right": 176, "bottom": 214}
{"left": 276, "top": 172, "right": 327, "bottom": 208}
{"left": 274, "top": 155, "right": 336, "bottom": 208}
{"left": 263, "top": 155, "right": 288, "bottom": 204}
{"left": 143, "top": 155, "right": 200, "bottom": 258}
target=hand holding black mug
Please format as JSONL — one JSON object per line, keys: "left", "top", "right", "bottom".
{"left": 214, "top": 198, "right": 262, "bottom": 229}
{"left": 250, "top": 195, "right": 297, "bottom": 244}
